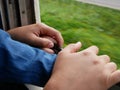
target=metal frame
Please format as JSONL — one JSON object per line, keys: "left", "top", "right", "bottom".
{"left": 0, "top": 0, "right": 41, "bottom": 31}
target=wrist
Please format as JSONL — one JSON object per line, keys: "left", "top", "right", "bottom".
{"left": 44, "top": 77, "right": 57, "bottom": 90}
{"left": 44, "top": 73, "right": 69, "bottom": 90}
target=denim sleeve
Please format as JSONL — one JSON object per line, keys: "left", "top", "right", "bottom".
{"left": 0, "top": 29, "right": 57, "bottom": 87}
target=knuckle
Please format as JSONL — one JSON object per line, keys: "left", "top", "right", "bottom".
{"left": 110, "top": 62, "right": 117, "bottom": 68}
{"left": 104, "top": 55, "right": 110, "bottom": 61}
{"left": 92, "top": 45, "right": 99, "bottom": 51}
{"left": 82, "top": 51, "right": 92, "bottom": 56}
{"left": 93, "top": 59, "right": 99, "bottom": 64}
{"left": 70, "top": 43, "right": 76, "bottom": 47}
{"left": 70, "top": 44, "right": 78, "bottom": 50}
{"left": 92, "top": 45, "right": 99, "bottom": 49}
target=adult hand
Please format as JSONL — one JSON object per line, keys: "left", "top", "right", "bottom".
{"left": 44, "top": 42, "right": 120, "bottom": 90}
{"left": 7, "top": 23, "right": 64, "bottom": 53}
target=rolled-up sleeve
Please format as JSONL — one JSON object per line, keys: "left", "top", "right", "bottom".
{"left": 0, "top": 29, "right": 57, "bottom": 87}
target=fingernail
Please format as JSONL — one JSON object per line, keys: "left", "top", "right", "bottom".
{"left": 76, "top": 42, "right": 81, "bottom": 45}
{"left": 75, "top": 42, "right": 81, "bottom": 47}
{"left": 48, "top": 42, "right": 54, "bottom": 48}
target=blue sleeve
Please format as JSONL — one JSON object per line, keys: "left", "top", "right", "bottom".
{"left": 0, "top": 29, "right": 57, "bottom": 87}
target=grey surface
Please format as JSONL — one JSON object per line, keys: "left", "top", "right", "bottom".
{"left": 109, "top": 85, "right": 120, "bottom": 90}
{"left": 77, "top": 0, "right": 120, "bottom": 10}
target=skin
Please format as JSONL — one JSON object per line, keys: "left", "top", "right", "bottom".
{"left": 44, "top": 42, "right": 120, "bottom": 90}
{"left": 7, "top": 23, "right": 64, "bottom": 53}
{"left": 7, "top": 23, "right": 120, "bottom": 90}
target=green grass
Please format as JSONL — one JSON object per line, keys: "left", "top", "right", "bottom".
{"left": 40, "top": 0, "right": 120, "bottom": 68}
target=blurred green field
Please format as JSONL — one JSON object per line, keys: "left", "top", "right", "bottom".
{"left": 40, "top": 0, "right": 120, "bottom": 68}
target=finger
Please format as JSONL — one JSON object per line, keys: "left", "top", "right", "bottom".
{"left": 98, "top": 55, "right": 110, "bottom": 64}
{"left": 105, "top": 62, "right": 117, "bottom": 73}
{"left": 30, "top": 35, "right": 54, "bottom": 48}
{"left": 42, "top": 36, "right": 57, "bottom": 44}
{"left": 38, "top": 23, "right": 64, "bottom": 47}
{"left": 81, "top": 46, "right": 99, "bottom": 54}
{"left": 108, "top": 70, "right": 120, "bottom": 88}
{"left": 62, "top": 42, "right": 82, "bottom": 53}
{"left": 53, "top": 31, "right": 64, "bottom": 47}
{"left": 43, "top": 48, "right": 54, "bottom": 54}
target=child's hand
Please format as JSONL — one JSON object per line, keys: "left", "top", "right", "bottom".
{"left": 44, "top": 42, "right": 120, "bottom": 90}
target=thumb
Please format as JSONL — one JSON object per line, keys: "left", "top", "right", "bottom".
{"left": 63, "top": 42, "right": 82, "bottom": 53}
{"left": 109, "top": 70, "right": 120, "bottom": 88}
